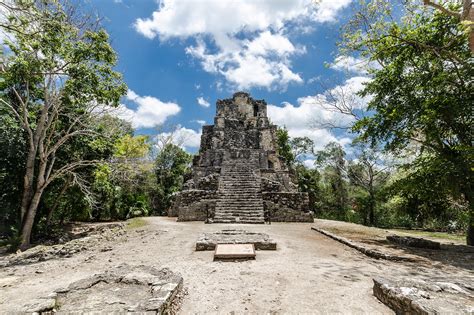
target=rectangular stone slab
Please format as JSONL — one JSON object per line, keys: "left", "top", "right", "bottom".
{"left": 196, "top": 229, "right": 277, "bottom": 251}
{"left": 214, "top": 244, "right": 256, "bottom": 260}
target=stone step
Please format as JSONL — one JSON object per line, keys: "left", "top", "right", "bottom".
{"left": 218, "top": 194, "right": 262, "bottom": 197}
{"left": 215, "top": 206, "right": 264, "bottom": 210}
{"left": 215, "top": 209, "right": 264, "bottom": 213}
{"left": 219, "top": 190, "right": 260, "bottom": 192}
{"left": 217, "top": 201, "right": 262, "bottom": 204}
{"left": 220, "top": 181, "right": 259, "bottom": 184}
{"left": 218, "top": 194, "right": 262, "bottom": 196}
{"left": 215, "top": 210, "right": 263, "bottom": 213}
{"left": 214, "top": 218, "right": 264, "bottom": 222}
{"left": 220, "top": 185, "right": 260, "bottom": 188}
{"left": 216, "top": 204, "right": 263, "bottom": 207}
{"left": 214, "top": 219, "right": 265, "bottom": 224}
{"left": 215, "top": 211, "right": 263, "bottom": 214}
{"left": 216, "top": 199, "right": 263, "bottom": 201}
{"left": 214, "top": 214, "right": 264, "bottom": 218}
{"left": 213, "top": 220, "right": 265, "bottom": 224}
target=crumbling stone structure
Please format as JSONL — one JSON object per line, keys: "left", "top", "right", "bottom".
{"left": 170, "top": 92, "right": 313, "bottom": 223}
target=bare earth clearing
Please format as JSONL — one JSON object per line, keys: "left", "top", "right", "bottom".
{"left": 1, "top": 217, "right": 472, "bottom": 313}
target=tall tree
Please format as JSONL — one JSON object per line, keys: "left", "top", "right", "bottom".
{"left": 343, "top": 1, "right": 473, "bottom": 244}
{"left": 0, "top": 1, "right": 126, "bottom": 249}
{"left": 154, "top": 144, "right": 192, "bottom": 215}
{"left": 347, "top": 142, "right": 390, "bottom": 225}
{"left": 316, "top": 142, "right": 349, "bottom": 217}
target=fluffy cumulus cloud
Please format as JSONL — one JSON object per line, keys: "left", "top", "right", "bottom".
{"left": 113, "top": 90, "right": 181, "bottom": 129}
{"left": 156, "top": 126, "right": 202, "bottom": 150}
{"left": 330, "top": 55, "right": 379, "bottom": 75}
{"left": 196, "top": 96, "right": 210, "bottom": 108}
{"left": 267, "top": 76, "right": 370, "bottom": 150}
{"left": 268, "top": 100, "right": 352, "bottom": 151}
{"left": 134, "top": 0, "right": 352, "bottom": 89}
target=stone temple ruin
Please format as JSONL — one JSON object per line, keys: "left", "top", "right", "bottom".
{"left": 170, "top": 92, "right": 313, "bottom": 224}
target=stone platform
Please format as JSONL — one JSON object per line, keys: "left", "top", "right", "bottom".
{"left": 196, "top": 229, "right": 277, "bottom": 251}
{"left": 214, "top": 244, "right": 256, "bottom": 261}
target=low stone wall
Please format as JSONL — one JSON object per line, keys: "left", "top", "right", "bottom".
{"left": 311, "top": 227, "right": 416, "bottom": 261}
{"left": 170, "top": 190, "right": 217, "bottom": 221}
{"left": 263, "top": 192, "right": 313, "bottom": 222}
{"left": 386, "top": 235, "right": 441, "bottom": 250}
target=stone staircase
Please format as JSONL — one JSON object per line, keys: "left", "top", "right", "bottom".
{"left": 213, "top": 160, "right": 265, "bottom": 224}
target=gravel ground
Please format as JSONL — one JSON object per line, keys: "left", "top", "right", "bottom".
{"left": 2, "top": 217, "right": 470, "bottom": 314}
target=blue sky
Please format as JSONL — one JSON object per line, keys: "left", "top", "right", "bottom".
{"left": 81, "top": 0, "right": 370, "bottom": 161}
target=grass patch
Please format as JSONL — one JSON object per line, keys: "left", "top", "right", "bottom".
{"left": 393, "top": 229, "right": 465, "bottom": 243}
{"left": 126, "top": 217, "right": 148, "bottom": 230}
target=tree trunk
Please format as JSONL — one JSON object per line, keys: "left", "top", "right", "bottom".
{"left": 467, "top": 212, "right": 474, "bottom": 246}
{"left": 465, "top": 186, "right": 474, "bottom": 246}
{"left": 20, "top": 150, "right": 37, "bottom": 224}
{"left": 19, "top": 156, "right": 49, "bottom": 250}
{"left": 19, "top": 189, "right": 44, "bottom": 250}
{"left": 368, "top": 198, "right": 375, "bottom": 226}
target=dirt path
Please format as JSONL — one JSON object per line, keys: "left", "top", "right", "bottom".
{"left": 1, "top": 217, "right": 402, "bottom": 313}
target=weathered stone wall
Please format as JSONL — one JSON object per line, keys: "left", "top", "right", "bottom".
{"left": 260, "top": 170, "right": 297, "bottom": 192}
{"left": 169, "top": 190, "right": 217, "bottom": 221}
{"left": 263, "top": 192, "right": 313, "bottom": 222}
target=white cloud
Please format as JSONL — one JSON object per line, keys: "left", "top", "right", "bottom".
{"left": 113, "top": 89, "right": 181, "bottom": 129}
{"left": 135, "top": 0, "right": 310, "bottom": 40}
{"left": 330, "top": 55, "right": 377, "bottom": 75}
{"left": 156, "top": 126, "right": 202, "bottom": 150}
{"left": 313, "top": 0, "right": 352, "bottom": 23}
{"left": 268, "top": 100, "right": 352, "bottom": 151}
{"left": 134, "top": 0, "right": 352, "bottom": 89}
{"left": 267, "top": 76, "right": 369, "bottom": 150}
{"left": 197, "top": 96, "right": 210, "bottom": 108}
{"left": 186, "top": 31, "right": 304, "bottom": 90}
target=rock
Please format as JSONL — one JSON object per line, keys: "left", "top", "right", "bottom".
{"left": 373, "top": 277, "right": 474, "bottom": 314}
{"left": 26, "top": 264, "right": 184, "bottom": 313}
{"left": 22, "top": 298, "right": 56, "bottom": 313}
{"left": 0, "top": 224, "right": 126, "bottom": 268}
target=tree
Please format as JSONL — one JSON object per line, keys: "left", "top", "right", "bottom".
{"left": 422, "top": 0, "right": 473, "bottom": 53}
{"left": 154, "top": 144, "right": 192, "bottom": 215}
{"left": 315, "top": 142, "right": 349, "bottom": 218}
{"left": 343, "top": 1, "right": 473, "bottom": 244}
{"left": 0, "top": 1, "right": 127, "bottom": 249}
{"left": 276, "top": 127, "right": 295, "bottom": 167}
{"left": 388, "top": 156, "right": 469, "bottom": 230}
{"left": 295, "top": 164, "right": 320, "bottom": 212}
{"left": 276, "top": 127, "right": 315, "bottom": 168}
{"left": 91, "top": 134, "right": 152, "bottom": 220}
{"left": 347, "top": 142, "right": 390, "bottom": 225}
